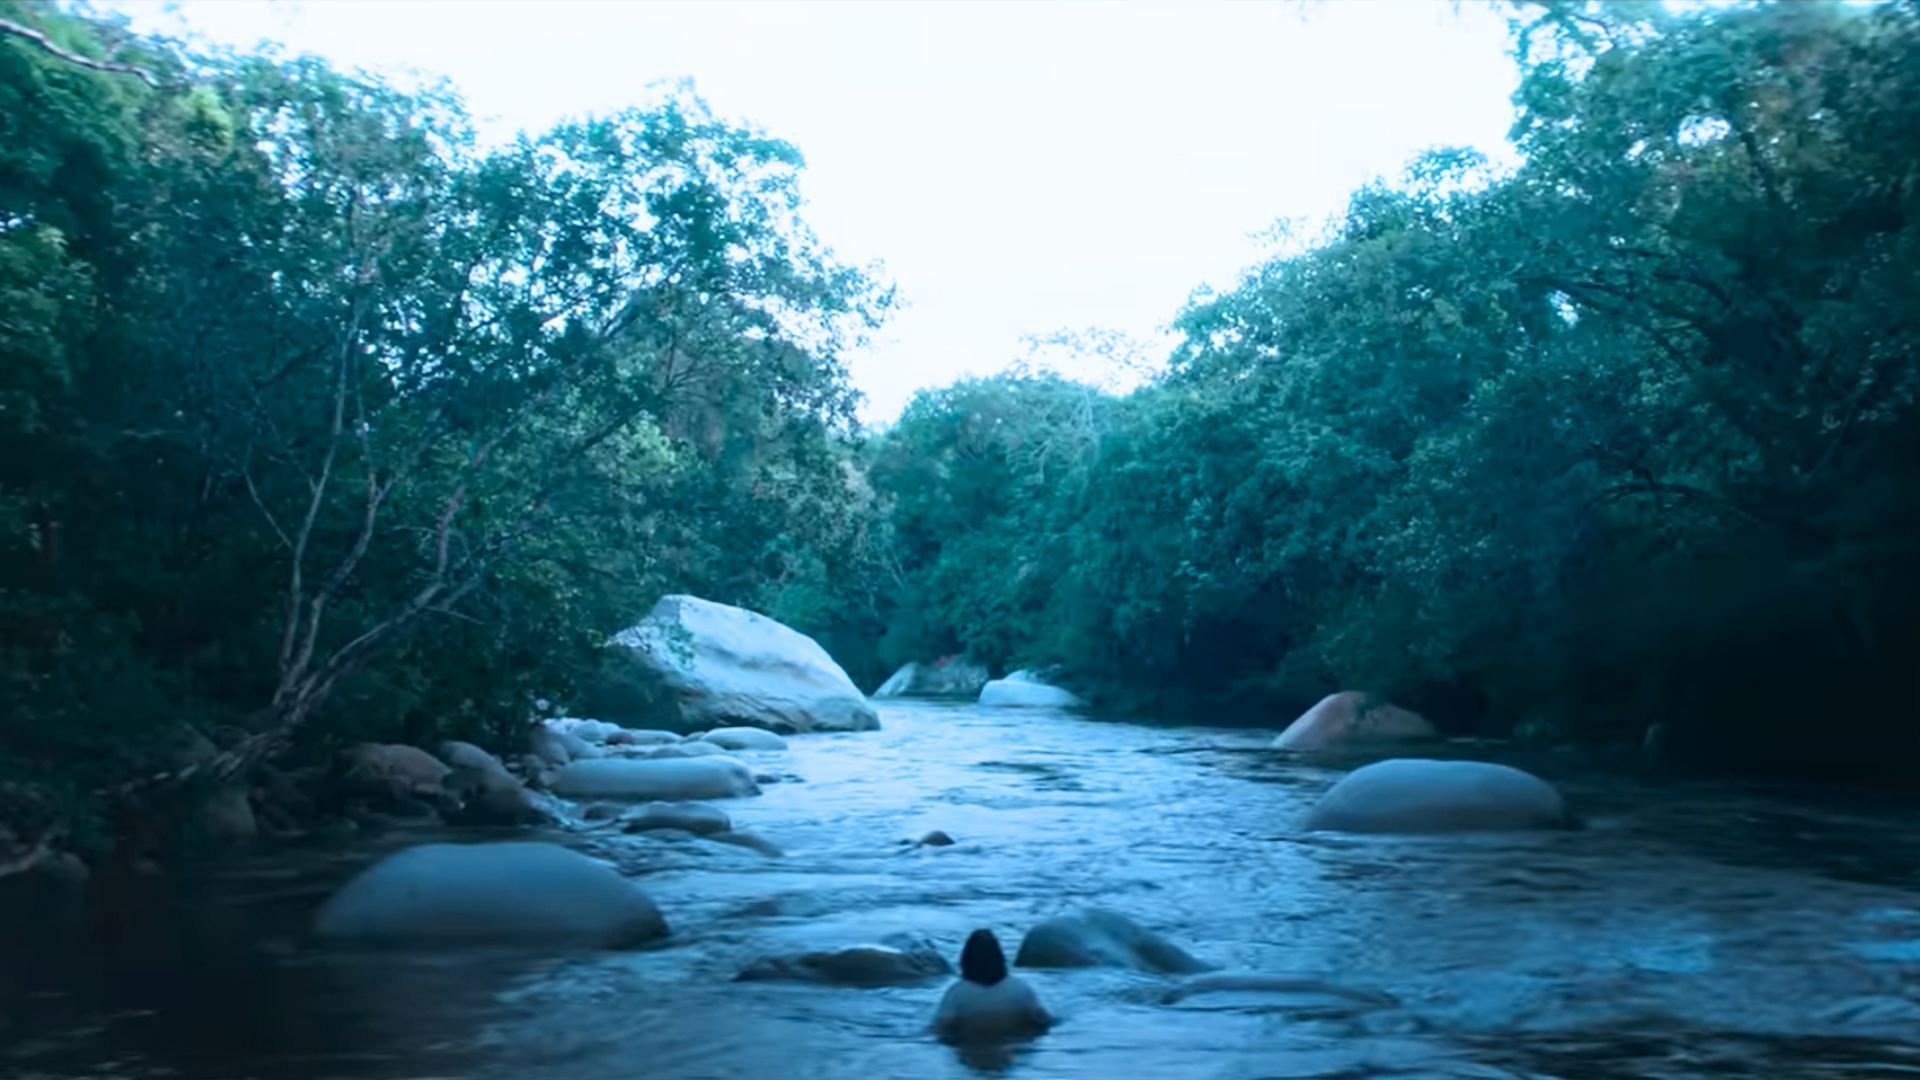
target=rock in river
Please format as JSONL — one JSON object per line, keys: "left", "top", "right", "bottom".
{"left": 874, "top": 657, "right": 990, "bottom": 699}
{"left": 1305, "top": 758, "right": 1568, "bottom": 833}
{"left": 585, "top": 595, "right": 879, "bottom": 734}
{"left": 696, "top": 727, "right": 789, "bottom": 752}
{"left": 1014, "top": 909, "right": 1211, "bottom": 973}
{"left": 621, "top": 801, "right": 733, "bottom": 835}
{"left": 737, "top": 934, "right": 951, "bottom": 986}
{"left": 338, "top": 743, "right": 451, "bottom": 802}
{"left": 977, "top": 669, "right": 1084, "bottom": 709}
{"left": 551, "top": 756, "right": 759, "bottom": 801}
{"left": 1270, "top": 691, "right": 1435, "bottom": 752}
{"left": 528, "top": 722, "right": 600, "bottom": 768}
{"left": 313, "top": 842, "right": 667, "bottom": 947}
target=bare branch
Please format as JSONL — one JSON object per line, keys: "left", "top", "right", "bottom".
{"left": 0, "top": 16, "right": 160, "bottom": 87}
{"left": 241, "top": 450, "right": 293, "bottom": 551}
{"left": 277, "top": 299, "right": 366, "bottom": 684}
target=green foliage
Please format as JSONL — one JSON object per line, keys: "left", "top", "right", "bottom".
{"left": 0, "top": 6, "right": 893, "bottom": 831}
{"left": 872, "top": 0, "right": 1920, "bottom": 771}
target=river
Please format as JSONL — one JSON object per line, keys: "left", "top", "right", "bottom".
{"left": 5, "top": 700, "right": 1920, "bottom": 1078}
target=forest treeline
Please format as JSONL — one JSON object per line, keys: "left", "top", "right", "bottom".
{"left": 3, "top": 0, "right": 1917, "bottom": 844}
{"left": 872, "top": 0, "right": 1920, "bottom": 771}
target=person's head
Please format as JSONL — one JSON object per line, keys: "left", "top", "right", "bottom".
{"left": 959, "top": 928, "right": 1008, "bottom": 985}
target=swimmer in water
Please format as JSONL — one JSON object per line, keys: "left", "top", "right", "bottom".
{"left": 932, "top": 928, "right": 1052, "bottom": 1041}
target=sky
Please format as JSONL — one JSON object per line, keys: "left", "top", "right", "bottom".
{"left": 105, "top": 0, "right": 1523, "bottom": 421}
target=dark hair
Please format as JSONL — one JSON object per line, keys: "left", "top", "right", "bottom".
{"left": 959, "top": 928, "right": 1008, "bottom": 985}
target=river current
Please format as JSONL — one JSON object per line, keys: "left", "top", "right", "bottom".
{"left": 5, "top": 700, "right": 1920, "bottom": 1078}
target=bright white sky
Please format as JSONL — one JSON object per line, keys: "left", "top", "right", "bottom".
{"left": 106, "top": 0, "right": 1522, "bottom": 421}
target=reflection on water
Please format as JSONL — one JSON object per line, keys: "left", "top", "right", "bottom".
{"left": 4, "top": 701, "right": 1920, "bottom": 1078}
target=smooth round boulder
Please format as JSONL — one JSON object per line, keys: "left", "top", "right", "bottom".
{"left": 737, "top": 935, "right": 950, "bottom": 986}
{"left": 446, "top": 768, "right": 547, "bottom": 825}
{"left": 978, "top": 670, "right": 1084, "bottom": 709}
{"left": 551, "top": 756, "right": 759, "bottom": 801}
{"left": 547, "top": 718, "right": 633, "bottom": 745}
{"left": 621, "top": 801, "right": 732, "bottom": 835}
{"left": 623, "top": 739, "right": 728, "bottom": 760}
{"left": 339, "top": 743, "right": 450, "bottom": 801}
{"left": 696, "top": 727, "right": 789, "bottom": 752}
{"left": 1270, "top": 691, "right": 1436, "bottom": 752}
{"left": 1014, "top": 909, "right": 1210, "bottom": 974}
{"left": 604, "top": 728, "right": 683, "bottom": 747}
{"left": 528, "top": 723, "right": 598, "bottom": 768}
{"left": 874, "top": 658, "right": 990, "bottom": 699}
{"left": 1305, "top": 758, "right": 1568, "bottom": 833}
{"left": 313, "top": 842, "right": 666, "bottom": 947}
{"left": 438, "top": 740, "right": 513, "bottom": 781}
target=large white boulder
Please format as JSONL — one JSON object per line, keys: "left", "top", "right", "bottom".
{"left": 550, "top": 756, "right": 759, "bottom": 801}
{"left": 978, "top": 669, "right": 1084, "bottom": 709}
{"left": 875, "top": 658, "right": 991, "bottom": 699}
{"left": 1271, "top": 691, "right": 1436, "bottom": 752}
{"left": 313, "top": 842, "right": 666, "bottom": 947}
{"left": 596, "top": 595, "right": 879, "bottom": 734}
{"left": 1305, "top": 758, "right": 1568, "bottom": 833}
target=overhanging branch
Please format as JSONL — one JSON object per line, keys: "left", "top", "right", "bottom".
{"left": 0, "top": 17, "right": 160, "bottom": 87}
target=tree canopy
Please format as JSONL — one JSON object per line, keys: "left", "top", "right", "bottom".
{"left": 0, "top": 2, "right": 891, "bottom": 836}
{"left": 869, "top": 0, "right": 1920, "bottom": 771}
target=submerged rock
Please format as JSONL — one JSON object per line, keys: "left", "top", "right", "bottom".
{"left": 696, "top": 727, "right": 789, "bottom": 752}
{"left": 875, "top": 658, "right": 991, "bottom": 699}
{"left": 313, "top": 842, "right": 666, "bottom": 947}
{"left": 738, "top": 933, "right": 950, "bottom": 986}
{"left": 1270, "top": 691, "right": 1436, "bottom": 752}
{"left": 978, "top": 670, "right": 1085, "bottom": 709}
{"left": 1305, "top": 758, "right": 1568, "bottom": 833}
{"left": 1015, "top": 909, "right": 1211, "bottom": 973}
{"left": 917, "top": 830, "right": 956, "bottom": 847}
{"left": 1162, "top": 972, "right": 1399, "bottom": 1006}
{"left": 551, "top": 756, "right": 759, "bottom": 801}
{"left": 709, "top": 830, "right": 783, "bottom": 857}
{"left": 585, "top": 595, "right": 879, "bottom": 734}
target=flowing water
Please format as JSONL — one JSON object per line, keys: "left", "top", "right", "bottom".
{"left": 6, "top": 700, "right": 1920, "bottom": 1079}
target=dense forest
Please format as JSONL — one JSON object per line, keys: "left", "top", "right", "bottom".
{"left": 3, "top": 0, "right": 1917, "bottom": 854}
{"left": 871, "top": 0, "right": 1920, "bottom": 771}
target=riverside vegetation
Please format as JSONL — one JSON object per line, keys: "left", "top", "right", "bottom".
{"left": 2, "top": 0, "right": 1917, "bottom": 872}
